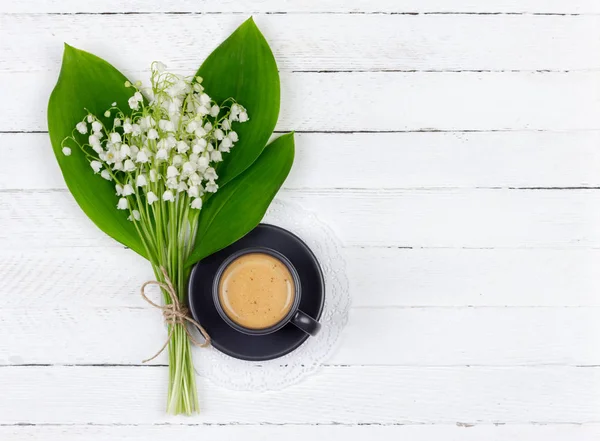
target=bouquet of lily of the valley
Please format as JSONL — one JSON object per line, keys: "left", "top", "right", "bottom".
{"left": 47, "top": 18, "right": 294, "bottom": 415}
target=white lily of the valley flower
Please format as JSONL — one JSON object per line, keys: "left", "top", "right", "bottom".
{"left": 177, "top": 181, "right": 189, "bottom": 193}
{"left": 204, "top": 167, "right": 218, "bottom": 181}
{"left": 238, "top": 111, "right": 249, "bottom": 122}
{"left": 76, "top": 122, "right": 88, "bottom": 134}
{"left": 156, "top": 148, "right": 168, "bottom": 161}
{"left": 187, "top": 185, "right": 200, "bottom": 198}
{"left": 123, "top": 159, "right": 136, "bottom": 172}
{"left": 130, "top": 209, "right": 141, "bottom": 221}
{"left": 136, "top": 149, "right": 150, "bottom": 163}
{"left": 156, "top": 138, "right": 168, "bottom": 150}
{"left": 159, "top": 119, "right": 175, "bottom": 132}
{"left": 136, "top": 174, "right": 147, "bottom": 187}
{"left": 139, "top": 115, "right": 154, "bottom": 131}
{"left": 167, "top": 165, "right": 179, "bottom": 178}
{"left": 196, "top": 155, "right": 209, "bottom": 172}
{"left": 115, "top": 184, "right": 124, "bottom": 196}
{"left": 62, "top": 146, "right": 72, "bottom": 156}
{"left": 219, "top": 137, "right": 233, "bottom": 152}
{"left": 166, "top": 135, "right": 177, "bottom": 149}
{"left": 89, "top": 134, "right": 101, "bottom": 147}
{"left": 210, "top": 105, "right": 219, "bottom": 117}
{"left": 114, "top": 118, "right": 122, "bottom": 128}
{"left": 199, "top": 93, "right": 210, "bottom": 105}
{"left": 147, "top": 128, "right": 159, "bottom": 140}
{"left": 210, "top": 150, "right": 222, "bottom": 162}
{"left": 228, "top": 131, "right": 238, "bottom": 142}
{"left": 122, "top": 184, "right": 135, "bottom": 196}
{"left": 128, "top": 96, "right": 140, "bottom": 110}
{"left": 92, "top": 121, "right": 103, "bottom": 133}
{"left": 189, "top": 172, "right": 202, "bottom": 186}
{"left": 120, "top": 144, "right": 131, "bottom": 157}
{"left": 110, "top": 132, "right": 122, "bottom": 144}
{"left": 147, "top": 191, "right": 158, "bottom": 204}
{"left": 166, "top": 178, "right": 178, "bottom": 189}
{"left": 90, "top": 160, "right": 102, "bottom": 173}
{"left": 196, "top": 124, "right": 208, "bottom": 136}
{"left": 100, "top": 169, "right": 112, "bottom": 180}
{"left": 176, "top": 140, "right": 189, "bottom": 153}
{"left": 205, "top": 181, "right": 218, "bottom": 193}
{"left": 149, "top": 169, "right": 158, "bottom": 183}
{"left": 128, "top": 91, "right": 143, "bottom": 110}
{"left": 230, "top": 103, "right": 240, "bottom": 120}
{"left": 117, "top": 197, "right": 128, "bottom": 210}
{"left": 182, "top": 161, "right": 196, "bottom": 176}
{"left": 163, "top": 190, "right": 175, "bottom": 202}
{"left": 186, "top": 121, "right": 198, "bottom": 134}
{"left": 214, "top": 129, "right": 224, "bottom": 140}
{"left": 191, "top": 198, "right": 203, "bottom": 209}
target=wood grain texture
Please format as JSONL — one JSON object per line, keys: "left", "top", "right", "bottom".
{"left": 2, "top": 425, "right": 600, "bottom": 441}
{"left": 0, "top": 366, "right": 597, "bottom": 424}
{"left": 4, "top": 131, "right": 600, "bottom": 190}
{"left": 3, "top": 71, "right": 599, "bottom": 132}
{"left": 2, "top": 191, "right": 599, "bottom": 249}
{"left": 3, "top": 247, "right": 599, "bottom": 307}
{"left": 0, "top": 307, "right": 597, "bottom": 366}
{"left": 0, "top": 0, "right": 598, "bottom": 434}
{"left": 2, "top": 0, "right": 599, "bottom": 14}
{"left": 2, "top": 15, "right": 599, "bottom": 72}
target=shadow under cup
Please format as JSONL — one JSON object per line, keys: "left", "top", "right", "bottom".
{"left": 212, "top": 247, "right": 321, "bottom": 336}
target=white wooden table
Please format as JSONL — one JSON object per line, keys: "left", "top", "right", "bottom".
{"left": 1, "top": 1, "right": 599, "bottom": 439}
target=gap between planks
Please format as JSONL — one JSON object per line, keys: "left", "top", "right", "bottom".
{"left": 5, "top": 12, "right": 600, "bottom": 16}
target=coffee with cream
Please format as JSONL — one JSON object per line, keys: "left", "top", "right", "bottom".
{"left": 218, "top": 253, "right": 295, "bottom": 329}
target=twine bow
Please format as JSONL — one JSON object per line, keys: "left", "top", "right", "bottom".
{"left": 140, "top": 267, "right": 210, "bottom": 363}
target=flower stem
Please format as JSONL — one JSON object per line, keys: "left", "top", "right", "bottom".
{"left": 153, "top": 262, "right": 199, "bottom": 415}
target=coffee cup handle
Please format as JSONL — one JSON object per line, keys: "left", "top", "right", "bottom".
{"left": 291, "top": 310, "right": 321, "bottom": 336}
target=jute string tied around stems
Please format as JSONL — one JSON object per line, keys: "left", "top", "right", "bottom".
{"left": 140, "top": 267, "right": 211, "bottom": 363}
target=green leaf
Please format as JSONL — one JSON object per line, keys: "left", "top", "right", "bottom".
{"left": 196, "top": 17, "right": 280, "bottom": 187}
{"left": 47, "top": 44, "right": 147, "bottom": 258}
{"left": 186, "top": 133, "right": 295, "bottom": 266}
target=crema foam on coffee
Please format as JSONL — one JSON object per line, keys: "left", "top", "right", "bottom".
{"left": 218, "top": 253, "right": 295, "bottom": 329}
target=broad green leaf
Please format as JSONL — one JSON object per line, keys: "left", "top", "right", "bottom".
{"left": 48, "top": 45, "right": 147, "bottom": 258}
{"left": 186, "top": 133, "right": 295, "bottom": 266}
{"left": 196, "top": 17, "right": 280, "bottom": 187}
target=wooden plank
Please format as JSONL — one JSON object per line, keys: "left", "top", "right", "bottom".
{"left": 4, "top": 131, "right": 600, "bottom": 190}
{"left": 1, "top": 307, "right": 598, "bottom": 366}
{"left": 0, "top": 366, "right": 597, "bottom": 424}
{"left": 3, "top": 71, "right": 598, "bottom": 132}
{"left": 1, "top": 190, "right": 599, "bottom": 249}
{"left": 1, "top": 0, "right": 599, "bottom": 14}
{"left": 3, "top": 247, "right": 599, "bottom": 308}
{"left": 2, "top": 424, "right": 599, "bottom": 441}
{"left": 2, "top": 15, "right": 599, "bottom": 73}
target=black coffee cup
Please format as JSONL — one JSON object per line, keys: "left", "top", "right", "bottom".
{"left": 212, "top": 247, "right": 321, "bottom": 336}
